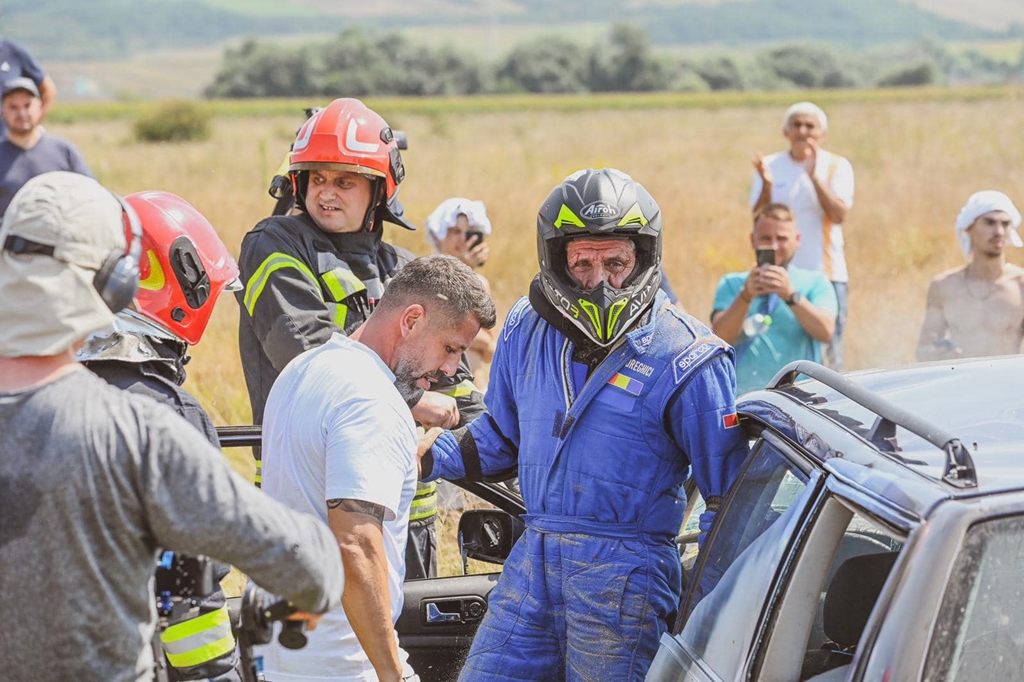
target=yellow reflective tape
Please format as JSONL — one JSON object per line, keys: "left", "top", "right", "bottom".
{"left": 554, "top": 204, "right": 585, "bottom": 229}
{"left": 254, "top": 459, "right": 262, "bottom": 487}
{"left": 578, "top": 299, "right": 603, "bottom": 341}
{"left": 321, "top": 267, "right": 366, "bottom": 301}
{"left": 617, "top": 202, "right": 648, "bottom": 227}
{"left": 434, "top": 379, "right": 476, "bottom": 399}
{"left": 164, "top": 634, "right": 236, "bottom": 668}
{"left": 161, "top": 605, "right": 231, "bottom": 644}
{"left": 415, "top": 481, "right": 438, "bottom": 497}
{"left": 411, "top": 480, "right": 437, "bottom": 520}
{"left": 244, "top": 252, "right": 320, "bottom": 315}
{"left": 606, "top": 298, "right": 628, "bottom": 337}
{"left": 333, "top": 302, "right": 348, "bottom": 329}
{"left": 139, "top": 250, "right": 166, "bottom": 292}
{"left": 410, "top": 497, "right": 437, "bottom": 520}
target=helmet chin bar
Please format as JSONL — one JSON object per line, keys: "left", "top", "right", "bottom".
{"left": 541, "top": 271, "right": 660, "bottom": 348}
{"left": 575, "top": 280, "right": 629, "bottom": 347}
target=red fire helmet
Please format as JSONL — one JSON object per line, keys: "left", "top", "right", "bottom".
{"left": 126, "top": 190, "right": 241, "bottom": 345}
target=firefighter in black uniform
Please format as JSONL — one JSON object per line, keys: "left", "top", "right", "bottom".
{"left": 236, "top": 97, "right": 485, "bottom": 579}
{"left": 78, "top": 190, "right": 246, "bottom": 681}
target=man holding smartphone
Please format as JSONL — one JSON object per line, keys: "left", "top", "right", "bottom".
{"left": 425, "top": 197, "right": 491, "bottom": 269}
{"left": 711, "top": 203, "right": 838, "bottom": 394}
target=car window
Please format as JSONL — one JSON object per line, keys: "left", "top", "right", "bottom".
{"left": 924, "top": 515, "right": 1024, "bottom": 680}
{"left": 673, "top": 438, "right": 815, "bottom": 679}
{"left": 427, "top": 480, "right": 510, "bottom": 579}
{"left": 777, "top": 507, "right": 900, "bottom": 682}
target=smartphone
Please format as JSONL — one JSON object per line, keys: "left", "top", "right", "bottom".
{"left": 755, "top": 248, "right": 776, "bottom": 267}
{"left": 466, "top": 230, "right": 485, "bottom": 249}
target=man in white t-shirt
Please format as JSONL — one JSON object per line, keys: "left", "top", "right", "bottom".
{"left": 751, "top": 101, "right": 854, "bottom": 370}
{"left": 258, "top": 254, "right": 496, "bottom": 682}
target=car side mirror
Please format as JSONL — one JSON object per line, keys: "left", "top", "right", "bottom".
{"left": 458, "top": 509, "right": 523, "bottom": 570}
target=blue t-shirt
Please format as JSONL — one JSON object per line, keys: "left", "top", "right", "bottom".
{"left": 713, "top": 265, "right": 838, "bottom": 395}
{"left": 0, "top": 39, "right": 47, "bottom": 138}
{"left": 0, "top": 135, "right": 93, "bottom": 217}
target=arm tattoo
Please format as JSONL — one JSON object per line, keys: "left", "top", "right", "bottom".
{"left": 326, "top": 498, "right": 386, "bottom": 522}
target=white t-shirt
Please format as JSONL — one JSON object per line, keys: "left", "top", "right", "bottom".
{"left": 257, "top": 333, "right": 419, "bottom": 681}
{"left": 749, "top": 149, "right": 855, "bottom": 282}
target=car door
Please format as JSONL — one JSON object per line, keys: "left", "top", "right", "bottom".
{"left": 647, "top": 430, "right": 823, "bottom": 682}
{"left": 217, "top": 426, "right": 525, "bottom": 682}
{"left": 396, "top": 478, "right": 525, "bottom": 682}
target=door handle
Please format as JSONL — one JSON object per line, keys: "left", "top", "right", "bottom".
{"left": 423, "top": 596, "right": 487, "bottom": 625}
{"left": 425, "top": 602, "right": 463, "bottom": 624}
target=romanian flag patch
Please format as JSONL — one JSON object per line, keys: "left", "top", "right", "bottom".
{"left": 723, "top": 413, "right": 740, "bottom": 429}
{"left": 608, "top": 372, "right": 644, "bottom": 397}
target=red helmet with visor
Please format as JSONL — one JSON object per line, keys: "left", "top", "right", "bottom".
{"left": 127, "top": 191, "right": 241, "bottom": 345}
{"left": 289, "top": 97, "right": 414, "bottom": 230}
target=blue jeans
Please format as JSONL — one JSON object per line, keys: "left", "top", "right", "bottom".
{"left": 825, "top": 281, "right": 848, "bottom": 371}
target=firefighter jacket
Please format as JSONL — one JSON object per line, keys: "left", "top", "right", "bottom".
{"left": 236, "top": 212, "right": 484, "bottom": 483}
{"left": 237, "top": 212, "right": 408, "bottom": 425}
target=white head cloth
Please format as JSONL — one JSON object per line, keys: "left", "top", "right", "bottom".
{"left": 783, "top": 102, "right": 828, "bottom": 132}
{"left": 424, "top": 198, "right": 491, "bottom": 250}
{"left": 954, "top": 190, "right": 1023, "bottom": 257}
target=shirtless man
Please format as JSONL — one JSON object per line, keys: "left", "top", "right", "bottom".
{"left": 916, "top": 190, "right": 1024, "bottom": 361}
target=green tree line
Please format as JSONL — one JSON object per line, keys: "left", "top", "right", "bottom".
{"left": 205, "top": 24, "right": 1024, "bottom": 99}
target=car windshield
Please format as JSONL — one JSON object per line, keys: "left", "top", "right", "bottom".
{"left": 924, "top": 514, "right": 1024, "bottom": 680}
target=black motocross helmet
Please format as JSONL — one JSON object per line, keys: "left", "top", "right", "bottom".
{"left": 537, "top": 168, "right": 663, "bottom": 348}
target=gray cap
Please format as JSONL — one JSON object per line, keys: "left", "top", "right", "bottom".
{"left": 2, "top": 76, "right": 40, "bottom": 100}
{"left": 0, "top": 171, "right": 126, "bottom": 357}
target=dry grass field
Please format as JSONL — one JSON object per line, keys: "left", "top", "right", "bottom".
{"left": 52, "top": 90, "right": 1024, "bottom": 480}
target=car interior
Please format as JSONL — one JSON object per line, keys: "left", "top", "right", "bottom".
{"left": 755, "top": 497, "right": 902, "bottom": 682}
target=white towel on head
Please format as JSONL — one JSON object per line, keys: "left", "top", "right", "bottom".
{"left": 954, "top": 190, "right": 1023, "bottom": 257}
{"left": 424, "top": 198, "right": 491, "bottom": 250}
{"left": 783, "top": 102, "right": 827, "bottom": 132}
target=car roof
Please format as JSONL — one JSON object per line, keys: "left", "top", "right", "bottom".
{"left": 740, "top": 356, "right": 1024, "bottom": 500}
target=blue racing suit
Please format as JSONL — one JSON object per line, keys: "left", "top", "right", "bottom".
{"left": 423, "top": 292, "right": 749, "bottom": 681}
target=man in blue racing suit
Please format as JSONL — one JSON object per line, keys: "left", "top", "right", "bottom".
{"left": 420, "top": 168, "right": 750, "bottom": 681}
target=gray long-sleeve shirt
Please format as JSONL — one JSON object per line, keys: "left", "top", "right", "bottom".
{"left": 0, "top": 367, "right": 343, "bottom": 682}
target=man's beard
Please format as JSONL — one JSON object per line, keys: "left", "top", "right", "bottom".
{"left": 393, "top": 356, "right": 441, "bottom": 408}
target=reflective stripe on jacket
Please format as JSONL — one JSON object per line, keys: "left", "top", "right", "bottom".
{"left": 410, "top": 481, "right": 438, "bottom": 521}
{"left": 160, "top": 604, "right": 235, "bottom": 669}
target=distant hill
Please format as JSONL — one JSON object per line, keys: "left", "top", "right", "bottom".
{"left": 2, "top": 0, "right": 314, "bottom": 60}
{"left": 223, "top": 0, "right": 1024, "bottom": 33}
{"left": 910, "top": 0, "right": 1024, "bottom": 32}
{"left": 8, "top": 0, "right": 1015, "bottom": 62}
